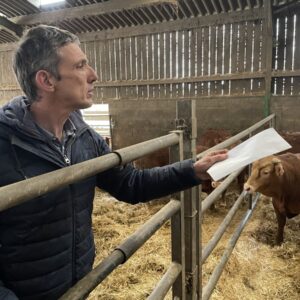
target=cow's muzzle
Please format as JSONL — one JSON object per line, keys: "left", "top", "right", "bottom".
{"left": 243, "top": 182, "right": 255, "bottom": 194}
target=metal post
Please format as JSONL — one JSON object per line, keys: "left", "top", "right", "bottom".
{"left": 176, "top": 99, "right": 199, "bottom": 299}
{"left": 170, "top": 130, "right": 185, "bottom": 299}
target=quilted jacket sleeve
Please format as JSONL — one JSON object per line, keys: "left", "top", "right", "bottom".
{"left": 94, "top": 134, "right": 201, "bottom": 204}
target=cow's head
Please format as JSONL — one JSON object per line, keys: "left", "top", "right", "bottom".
{"left": 244, "top": 156, "right": 284, "bottom": 195}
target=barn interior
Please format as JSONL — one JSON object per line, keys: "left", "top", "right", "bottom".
{"left": 0, "top": 0, "right": 299, "bottom": 147}
{"left": 0, "top": 0, "right": 300, "bottom": 299}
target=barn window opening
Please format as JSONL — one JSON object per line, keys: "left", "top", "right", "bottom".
{"left": 29, "top": 0, "right": 65, "bottom": 7}
{"left": 81, "top": 104, "right": 112, "bottom": 148}
{"left": 40, "top": 0, "right": 65, "bottom": 5}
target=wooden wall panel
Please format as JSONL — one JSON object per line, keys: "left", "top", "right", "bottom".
{"left": 0, "top": 12, "right": 299, "bottom": 142}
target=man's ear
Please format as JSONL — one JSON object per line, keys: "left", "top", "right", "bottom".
{"left": 35, "top": 70, "right": 55, "bottom": 92}
{"left": 272, "top": 158, "right": 284, "bottom": 177}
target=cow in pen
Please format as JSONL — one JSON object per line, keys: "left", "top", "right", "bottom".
{"left": 244, "top": 153, "right": 300, "bottom": 244}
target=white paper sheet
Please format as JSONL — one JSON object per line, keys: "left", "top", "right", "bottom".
{"left": 207, "top": 128, "right": 292, "bottom": 181}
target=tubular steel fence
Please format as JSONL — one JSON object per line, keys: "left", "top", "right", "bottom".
{"left": 0, "top": 100, "right": 275, "bottom": 299}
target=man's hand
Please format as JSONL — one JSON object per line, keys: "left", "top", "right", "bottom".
{"left": 194, "top": 149, "right": 228, "bottom": 180}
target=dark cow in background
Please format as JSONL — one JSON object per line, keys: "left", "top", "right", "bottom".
{"left": 197, "top": 128, "right": 231, "bottom": 148}
{"left": 244, "top": 153, "right": 300, "bottom": 244}
{"left": 134, "top": 129, "right": 237, "bottom": 204}
{"left": 279, "top": 131, "right": 300, "bottom": 153}
{"left": 134, "top": 129, "right": 232, "bottom": 169}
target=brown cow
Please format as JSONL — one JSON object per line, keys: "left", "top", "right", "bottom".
{"left": 244, "top": 153, "right": 300, "bottom": 244}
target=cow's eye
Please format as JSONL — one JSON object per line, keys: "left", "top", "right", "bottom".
{"left": 263, "top": 170, "right": 269, "bottom": 175}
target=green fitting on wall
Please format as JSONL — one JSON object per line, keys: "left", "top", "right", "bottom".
{"left": 264, "top": 94, "right": 270, "bottom": 117}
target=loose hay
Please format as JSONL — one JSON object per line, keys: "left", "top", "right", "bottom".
{"left": 88, "top": 190, "right": 300, "bottom": 300}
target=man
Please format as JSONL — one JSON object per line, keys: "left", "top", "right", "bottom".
{"left": 0, "top": 25, "right": 227, "bottom": 299}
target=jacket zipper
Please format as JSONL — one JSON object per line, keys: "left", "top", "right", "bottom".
{"left": 64, "top": 133, "right": 76, "bottom": 283}
{"left": 61, "top": 145, "right": 71, "bottom": 165}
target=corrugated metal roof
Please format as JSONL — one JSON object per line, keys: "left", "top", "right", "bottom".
{"left": 0, "top": 0, "right": 298, "bottom": 44}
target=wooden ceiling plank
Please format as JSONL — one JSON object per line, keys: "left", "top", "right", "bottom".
{"left": 138, "top": 8, "right": 152, "bottom": 23}
{"left": 11, "top": 0, "right": 178, "bottom": 25}
{"left": 201, "top": 0, "right": 211, "bottom": 15}
{"left": 191, "top": 0, "right": 203, "bottom": 15}
{"left": 134, "top": 8, "right": 149, "bottom": 24}
{"left": 0, "top": 16, "right": 22, "bottom": 38}
{"left": 100, "top": 14, "right": 115, "bottom": 29}
{"left": 237, "top": 0, "right": 243, "bottom": 10}
{"left": 228, "top": 0, "right": 235, "bottom": 11}
{"left": 219, "top": 0, "right": 226, "bottom": 12}
{"left": 211, "top": 0, "right": 220, "bottom": 13}
{"left": 111, "top": 12, "right": 127, "bottom": 27}
{"left": 117, "top": 11, "right": 134, "bottom": 26}
{"left": 79, "top": 7, "right": 263, "bottom": 41}
{"left": 152, "top": 5, "right": 166, "bottom": 21}
{"left": 178, "top": 1, "right": 189, "bottom": 18}
{"left": 143, "top": 7, "right": 158, "bottom": 23}
{"left": 183, "top": 0, "right": 197, "bottom": 17}
{"left": 107, "top": 13, "right": 124, "bottom": 28}
{"left": 160, "top": 5, "right": 172, "bottom": 20}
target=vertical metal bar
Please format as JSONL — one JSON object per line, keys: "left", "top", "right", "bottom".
{"left": 170, "top": 130, "right": 185, "bottom": 299}
{"left": 202, "top": 195, "right": 259, "bottom": 300}
{"left": 176, "top": 100, "right": 199, "bottom": 299}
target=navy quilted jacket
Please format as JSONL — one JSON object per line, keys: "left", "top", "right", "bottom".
{"left": 0, "top": 96, "right": 200, "bottom": 299}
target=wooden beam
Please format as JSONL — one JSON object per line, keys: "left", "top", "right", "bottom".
{"left": 11, "top": 0, "right": 177, "bottom": 25}
{"left": 263, "top": 0, "right": 273, "bottom": 116}
{"left": 274, "top": 1, "right": 300, "bottom": 16}
{"left": 0, "top": 17, "right": 23, "bottom": 38}
{"left": 272, "top": 69, "right": 300, "bottom": 77}
{"left": 94, "top": 71, "right": 266, "bottom": 87}
{"left": 79, "top": 7, "right": 264, "bottom": 42}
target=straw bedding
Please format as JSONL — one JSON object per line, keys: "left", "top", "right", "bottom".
{"left": 88, "top": 188, "right": 300, "bottom": 300}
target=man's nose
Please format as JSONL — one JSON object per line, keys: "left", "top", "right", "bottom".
{"left": 88, "top": 65, "right": 98, "bottom": 82}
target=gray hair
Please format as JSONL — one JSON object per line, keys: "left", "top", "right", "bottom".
{"left": 13, "top": 25, "right": 80, "bottom": 103}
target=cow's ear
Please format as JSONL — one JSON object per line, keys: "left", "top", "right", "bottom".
{"left": 272, "top": 158, "right": 284, "bottom": 176}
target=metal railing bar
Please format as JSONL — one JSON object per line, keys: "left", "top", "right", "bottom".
{"left": 116, "top": 199, "right": 181, "bottom": 261}
{"left": 197, "top": 114, "right": 275, "bottom": 159}
{"left": 147, "top": 262, "right": 182, "bottom": 300}
{"left": 201, "top": 193, "right": 260, "bottom": 300}
{"left": 60, "top": 199, "right": 181, "bottom": 300}
{"left": 201, "top": 167, "right": 244, "bottom": 213}
{"left": 59, "top": 250, "right": 125, "bottom": 300}
{"left": 202, "top": 191, "right": 246, "bottom": 264}
{"left": 0, "top": 133, "right": 180, "bottom": 212}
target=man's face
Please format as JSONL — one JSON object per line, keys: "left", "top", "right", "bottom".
{"left": 54, "top": 43, "right": 98, "bottom": 110}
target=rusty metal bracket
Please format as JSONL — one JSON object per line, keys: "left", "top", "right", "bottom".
{"left": 175, "top": 118, "right": 191, "bottom": 136}
{"left": 185, "top": 266, "right": 199, "bottom": 295}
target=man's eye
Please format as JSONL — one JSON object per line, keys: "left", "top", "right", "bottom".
{"left": 76, "top": 61, "right": 87, "bottom": 69}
